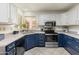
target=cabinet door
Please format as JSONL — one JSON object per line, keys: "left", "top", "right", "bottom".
{"left": 0, "top": 3, "right": 10, "bottom": 22}
{"left": 63, "top": 35, "right": 69, "bottom": 47}
{"left": 65, "top": 44, "right": 79, "bottom": 55}
{"left": 24, "top": 35, "right": 35, "bottom": 50}
{"left": 76, "top": 5, "right": 79, "bottom": 25}
{"left": 26, "top": 35, "right": 32, "bottom": 49}
{"left": 58, "top": 34, "right": 67, "bottom": 47}
{"left": 32, "top": 34, "right": 38, "bottom": 47}
{"left": 55, "top": 15, "right": 62, "bottom": 26}
{"left": 10, "top": 4, "right": 18, "bottom": 24}
{"left": 5, "top": 42, "right": 16, "bottom": 55}
{"left": 37, "top": 34, "right": 45, "bottom": 47}
{"left": 34, "top": 34, "right": 39, "bottom": 47}
{"left": 30, "top": 34, "right": 35, "bottom": 47}
{"left": 67, "top": 10, "right": 73, "bottom": 25}
{"left": 58, "top": 34, "right": 64, "bottom": 47}
{"left": 61, "top": 14, "right": 66, "bottom": 25}
{"left": 15, "top": 38, "right": 25, "bottom": 47}
{"left": 6, "top": 42, "right": 15, "bottom": 52}
{"left": 6, "top": 48, "right": 16, "bottom": 55}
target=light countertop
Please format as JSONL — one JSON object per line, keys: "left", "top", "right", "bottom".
{"left": 58, "top": 32, "right": 79, "bottom": 39}
{"left": 1, "top": 31, "right": 79, "bottom": 54}
{"left": 1, "top": 31, "right": 79, "bottom": 47}
{"left": 0, "top": 32, "right": 45, "bottom": 47}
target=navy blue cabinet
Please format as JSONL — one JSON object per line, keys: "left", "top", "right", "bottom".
{"left": 24, "top": 33, "right": 45, "bottom": 50}
{"left": 63, "top": 34, "right": 68, "bottom": 47}
{"left": 58, "top": 34, "right": 64, "bottom": 47}
{"left": 58, "top": 34, "right": 79, "bottom": 55}
{"left": 65, "top": 36, "right": 79, "bottom": 55}
{"left": 24, "top": 34, "right": 36, "bottom": 50}
{"left": 5, "top": 42, "right": 16, "bottom": 55}
{"left": 15, "top": 37, "right": 25, "bottom": 47}
{"left": 24, "top": 35, "right": 34, "bottom": 50}
{"left": 5, "top": 33, "right": 45, "bottom": 55}
{"left": 35, "top": 34, "right": 45, "bottom": 47}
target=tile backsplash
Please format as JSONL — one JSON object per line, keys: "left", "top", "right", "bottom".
{"left": 0, "top": 25, "right": 13, "bottom": 33}
{"left": 0, "top": 27, "right": 5, "bottom": 31}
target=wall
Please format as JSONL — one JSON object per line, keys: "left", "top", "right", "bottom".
{"left": 24, "top": 11, "right": 65, "bottom": 16}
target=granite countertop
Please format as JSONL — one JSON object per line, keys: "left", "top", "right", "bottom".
{"left": 1, "top": 31, "right": 79, "bottom": 47}
{"left": 1, "top": 31, "right": 79, "bottom": 46}
{"left": 58, "top": 32, "right": 79, "bottom": 39}
{"left": 0, "top": 31, "right": 79, "bottom": 54}
{"left": 0, "top": 32, "right": 45, "bottom": 47}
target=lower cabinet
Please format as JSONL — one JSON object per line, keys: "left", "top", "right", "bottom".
{"left": 58, "top": 34, "right": 64, "bottom": 47}
{"left": 58, "top": 34, "right": 67, "bottom": 47}
{"left": 65, "top": 44, "right": 79, "bottom": 55}
{"left": 24, "top": 34, "right": 37, "bottom": 50}
{"left": 24, "top": 33, "right": 45, "bottom": 50}
{"left": 35, "top": 34, "right": 45, "bottom": 47}
{"left": 24, "top": 35, "right": 33, "bottom": 50}
{"left": 58, "top": 34, "right": 79, "bottom": 55}
{"left": 5, "top": 37, "right": 25, "bottom": 55}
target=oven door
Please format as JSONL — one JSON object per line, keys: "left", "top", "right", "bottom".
{"left": 45, "top": 34, "right": 58, "bottom": 42}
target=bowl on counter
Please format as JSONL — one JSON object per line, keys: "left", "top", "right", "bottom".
{"left": 12, "top": 31, "right": 19, "bottom": 34}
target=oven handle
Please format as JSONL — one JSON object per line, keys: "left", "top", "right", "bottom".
{"left": 45, "top": 34, "right": 58, "bottom": 35}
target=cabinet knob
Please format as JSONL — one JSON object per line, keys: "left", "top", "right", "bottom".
{"left": 76, "top": 46, "right": 79, "bottom": 49}
{"left": 76, "top": 40, "right": 79, "bottom": 42}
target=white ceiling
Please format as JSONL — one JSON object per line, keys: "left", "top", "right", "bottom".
{"left": 14, "top": 3, "right": 77, "bottom": 12}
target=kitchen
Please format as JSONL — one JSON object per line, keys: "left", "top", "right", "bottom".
{"left": 0, "top": 3, "right": 79, "bottom": 55}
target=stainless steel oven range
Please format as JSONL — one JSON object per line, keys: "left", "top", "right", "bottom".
{"left": 43, "top": 21, "right": 58, "bottom": 48}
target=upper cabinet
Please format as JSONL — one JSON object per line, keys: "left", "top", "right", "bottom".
{"left": 10, "top": 4, "right": 17, "bottom": 24}
{"left": 0, "top": 3, "right": 23, "bottom": 25}
{"left": 59, "top": 4, "right": 79, "bottom": 26}
{"left": 61, "top": 13, "right": 67, "bottom": 25}
{"left": 0, "top": 3, "right": 10, "bottom": 23}
{"left": 55, "top": 14, "right": 62, "bottom": 26}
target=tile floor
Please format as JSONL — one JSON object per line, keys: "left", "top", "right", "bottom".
{"left": 24, "top": 47, "right": 70, "bottom": 55}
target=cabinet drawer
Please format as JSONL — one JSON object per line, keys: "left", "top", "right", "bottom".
{"left": 67, "top": 41, "right": 79, "bottom": 52}
{"left": 66, "top": 46, "right": 79, "bottom": 55}
{"left": 74, "top": 46, "right": 79, "bottom": 52}
{"left": 6, "top": 42, "right": 15, "bottom": 51}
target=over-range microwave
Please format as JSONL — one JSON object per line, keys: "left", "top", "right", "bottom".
{"left": 45, "top": 21, "right": 56, "bottom": 26}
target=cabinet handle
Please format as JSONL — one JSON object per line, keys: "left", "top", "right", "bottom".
{"left": 76, "top": 46, "right": 79, "bottom": 49}
{"left": 68, "top": 42, "right": 71, "bottom": 44}
{"left": 76, "top": 40, "right": 79, "bottom": 42}
{"left": 8, "top": 44, "right": 15, "bottom": 49}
